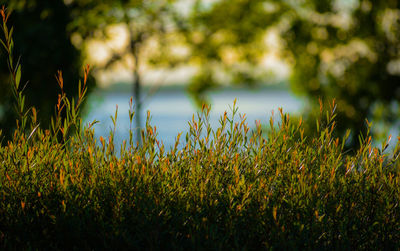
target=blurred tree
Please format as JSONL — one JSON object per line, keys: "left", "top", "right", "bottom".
{"left": 69, "top": 0, "right": 178, "bottom": 145}
{"left": 0, "top": 0, "right": 91, "bottom": 140}
{"left": 174, "top": 0, "right": 284, "bottom": 105}
{"left": 180, "top": 0, "right": 400, "bottom": 147}
{"left": 279, "top": 0, "right": 400, "bottom": 146}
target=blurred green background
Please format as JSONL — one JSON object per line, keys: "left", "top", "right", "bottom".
{"left": 0, "top": 0, "right": 399, "bottom": 147}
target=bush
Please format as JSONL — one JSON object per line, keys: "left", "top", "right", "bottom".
{"left": 1, "top": 6, "right": 400, "bottom": 250}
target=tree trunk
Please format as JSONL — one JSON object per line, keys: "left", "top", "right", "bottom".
{"left": 132, "top": 43, "right": 142, "bottom": 146}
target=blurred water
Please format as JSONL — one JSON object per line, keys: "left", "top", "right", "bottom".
{"left": 83, "top": 88, "right": 304, "bottom": 149}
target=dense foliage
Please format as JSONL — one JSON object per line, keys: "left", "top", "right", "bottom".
{"left": 1, "top": 9, "right": 400, "bottom": 249}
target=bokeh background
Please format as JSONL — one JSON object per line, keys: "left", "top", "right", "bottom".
{"left": 1, "top": 0, "right": 399, "bottom": 149}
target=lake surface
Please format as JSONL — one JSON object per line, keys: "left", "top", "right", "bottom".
{"left": 84, "top": 87, "right": 304, "bottom": 148}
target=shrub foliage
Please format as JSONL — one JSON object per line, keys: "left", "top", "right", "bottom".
{"left": 1, "top": 6, "right": 400, "bottom": 250}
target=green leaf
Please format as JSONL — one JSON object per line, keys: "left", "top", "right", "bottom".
{"left": 15, "top": 64, "right": 21, "bottom": 89}
{"left": 9, "top": 38, "right": 13, "bottom": 53}
{"left": 8, "top": 26, "right": 13, "bottom": 41}
{"left": 20, "top": 95, "right": 25, "bottom": 113}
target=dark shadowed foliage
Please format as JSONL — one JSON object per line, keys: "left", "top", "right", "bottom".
{"left": 0, "top": 0, "right": 93, "bottom": 140}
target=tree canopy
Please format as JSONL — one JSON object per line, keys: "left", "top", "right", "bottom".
{"left": 281, "top": 0, "right": 400, "bottom": 144}
{"left": 175, "top": 0, "right": 400, "bottom": 146}
{"left": 69, "top": 0, "right": 181, "bottom": 144}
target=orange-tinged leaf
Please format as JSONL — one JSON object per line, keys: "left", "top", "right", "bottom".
{"left": 273, "top": 206, "right": 277, "bottom": 221}
{"left": 60, "top": 170, "right": 64, "bottom": 186}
